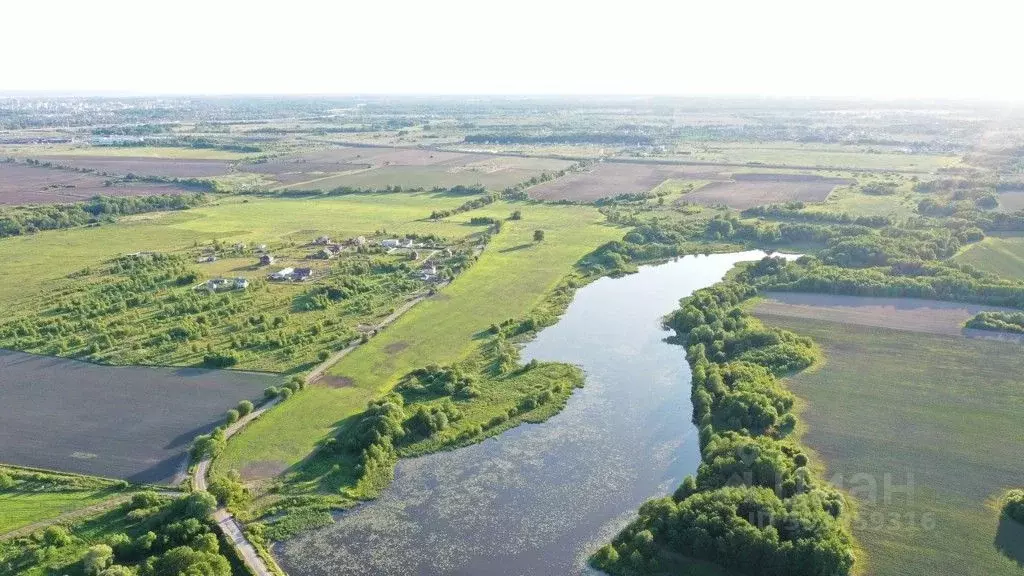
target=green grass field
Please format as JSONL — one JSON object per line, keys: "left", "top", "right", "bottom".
{"left": 683, "top": 142, "right": 959, "bottom": 173}
{"left": 215, "top": 202, "right": 623, "bottom": 476}
{"left": 0, "top": 192, "right": 477, "bottom": 307}
{"left": 0, "top": 490, "right": 122, "bottom": 534}
{"left": 754, "top": 315, "right": 1024, "bottom": 576}
{"left": 955, "top": 234, "right": 1024, "bottom": 280}
{"left": 0, "top": 466, "right": 129, "bottom": 535}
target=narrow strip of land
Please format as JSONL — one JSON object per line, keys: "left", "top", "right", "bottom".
{"left": 193, "top": 399, "right": 281, "bottom": 576}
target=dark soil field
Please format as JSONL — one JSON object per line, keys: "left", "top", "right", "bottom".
{"left": 684, "top": 173, "right": 853, "bottom": 209}
{"left": 754, "top": 292, "right": 1018, "bottom": 338}
{"left": 0, "top": 163, "right": 195, "bottom": 205}
{"left": 0, "top": 350, "right": 274, "bottom": 484}
{"left": 35, "top": 155, "right": 233, "bottom": 178}
{"left": 527, "top": 162, "right": 724, "bottom": 201}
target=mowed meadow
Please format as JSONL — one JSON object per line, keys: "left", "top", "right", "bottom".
{"left": 955, "top": 234, "right": 1024, "bottom": 280}
{"left": 754, "top": 314, "right": 1024, "bottom": 576}
{"left": 214, "top": 202, "right": 623, "bottom": 477}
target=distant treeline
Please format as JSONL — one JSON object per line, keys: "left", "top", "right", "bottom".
{"left": 743, "top": 202, "right": 892, "bottom": 228}
{"left": 464, "top": 131, "right": 654, "bottom": 145}
{"left": 0, "top": 193, "right": 207, "bottom": 238}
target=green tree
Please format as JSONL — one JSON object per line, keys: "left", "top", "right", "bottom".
{"left": 82, "top": 544, "right": 114, "bottom": 575}
{"left": 43, "top": 525, "right": 73, "bottom": 547}
{"left": 533, "top": 229, "right": 545, "bottom": 242}
{"left": 148, "top": 546, "right": 230, "bottom": 576}
{"left": 184, "top": 491, "right": 218, "bottom": 519}
{"left": 236, "top": 400, "right": 254, "bottom": 416}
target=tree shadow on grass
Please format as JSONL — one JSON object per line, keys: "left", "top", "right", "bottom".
{"left": 995, "top": 514, "right": 1024, "bottom": 568}
{"left": 279, "top": 413, "right": 364, "bottom": 494}
{"left": 499, "top": 243, "right": 534, "bottom": 253}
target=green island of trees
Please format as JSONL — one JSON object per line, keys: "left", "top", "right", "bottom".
{"left": 965, "top": 311, "right": 1024, "bottom": 333}
{"left": 591, "top": 267, "right": 853, "bottom": 576}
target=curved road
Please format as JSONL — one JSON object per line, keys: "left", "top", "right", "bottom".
{"left": 193, "top": 398, "right": 281, "bottom": 576}
{"left": 193, "top": 287, "right": 441, "bottom": 575}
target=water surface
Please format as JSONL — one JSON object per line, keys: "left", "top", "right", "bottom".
{"left": 278, "top": 251, "right": 776, "bottom": 575}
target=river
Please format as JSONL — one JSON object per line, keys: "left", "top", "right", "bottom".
{"left": 276, "top": 251, "right": 780, "bottom": 576}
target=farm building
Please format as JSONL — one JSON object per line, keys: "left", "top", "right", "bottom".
{"left": 348, "top": 236, "right": 367, "bottom": 246}
{"left": 196, "top": 277, "right": 248, "bottom": 292}
{"left": 260, "top": 254, "right": 275, "bottom": 266}
{"left": 269, "top": 267, "right": 295, "bottom": 281}
{"left": 314, "top": 235, "right": 332, "bottom": 245}
{"left": 311, "top": 248, "right": 335, "bottom": 260}
{"left": 293, "top": 268, "right": 314, "bottom": 281}
{"left": 381, "top": 238, "right": 415, "bottom": 248}
{"left": 197, "top": 255, "right": 217, "bottom": 263}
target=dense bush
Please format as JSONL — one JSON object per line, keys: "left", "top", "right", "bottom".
{"left": 966, "top": 311, "right": 1024, "bottom": 333}
{"left": 1003, "top": 489, "right": 1024, "bottom": 523}
{"left": 0, "top": 193, "right": 207, "bottom": 238}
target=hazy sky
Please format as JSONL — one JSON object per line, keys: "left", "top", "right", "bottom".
{"left": 5, "top": 0, "right": 1022, "bottom": 100}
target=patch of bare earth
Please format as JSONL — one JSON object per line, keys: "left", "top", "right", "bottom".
{"left": 35, "top": 155, "right": 232, "bottom": 178}
{"left": 683, "top": 173, "right": 853, "bottom": 209}
{"left": 319, "top": 375, "right": 354, "bottom": 388}
{"left": 528, "top": 162, "right": 725, "bottom": 201}
{"left": 0, "top": 163, "right": 194, "bottom": 205}
{"left": 384, "top": 341, "right": 409, "bottom": 354}
{"left": 240, "top": 460, "right": 289, "bottom": 480}
{"left": 754, "top": 292, "right": 1020, "bottom": 338}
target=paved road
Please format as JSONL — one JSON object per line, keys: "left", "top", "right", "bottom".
{"left": 193, "top": 399, "right": 281, "bottom": 576}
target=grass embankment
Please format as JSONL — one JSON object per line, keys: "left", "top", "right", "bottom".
{"left": 0, "top": 467, "right": 130, "bottom": 535}
{"left": 214, "top": 203, "right": 621, "bottom": 478}
{"left": 754, "top": 315, "right": 1024, "bottom": 576}
{"left": 0, "top": 192, "right": 478, "bottom": 307}
{"left": 955, "top": 234, "right": 1024, "bottom": 280}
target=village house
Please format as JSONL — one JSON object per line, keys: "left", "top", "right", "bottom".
{"left": 314, "top": 235, "right": 332, "bottom": 245}
{"left": 259, "top": 254, "right": 275, "bottom": 266}
{"left": 269, "top": 267, "right": 295, "bottom": 281}
{"left": 293, "top": 268, "right": 314, "bottom": 282}
{"left": 311, "top": 248, "right": 335, "bottom": 260}
{"left": 197, "top": 255, "right": 217, "bottom": 263}
{"left": 196, "top": 277, "right": 249, "bottom": 293}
